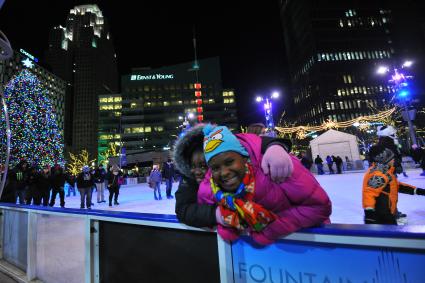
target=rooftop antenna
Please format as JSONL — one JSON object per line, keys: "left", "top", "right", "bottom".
{"left": 192, "top": 26, "right": 203, "bottom": 122}
{"left": 192, "top": 26, "right": 200, "bottom": 82}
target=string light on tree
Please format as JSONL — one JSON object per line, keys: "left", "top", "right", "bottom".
{"left": 0, "top": 69, "right": 64, "bottom": 168}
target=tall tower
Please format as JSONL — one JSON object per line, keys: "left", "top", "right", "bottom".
{"left": 45, "top": 4, "right": 118, "bottom": 158}
{"left": 280, "top": 0, "right": 395, "bottom": 125}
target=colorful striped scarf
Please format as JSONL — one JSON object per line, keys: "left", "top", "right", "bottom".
{"left": 211, "top": 163, "right": 276, "bottom": 232}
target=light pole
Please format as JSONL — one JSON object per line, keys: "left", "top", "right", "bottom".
{"left": 377, "top": 61, "right": 417, "bottom": 146}
{"left": 177, "top": 112, "right": 195, "bottom": 138}
{"left": 256, "top": 91, "right": 279, "bottom": 137}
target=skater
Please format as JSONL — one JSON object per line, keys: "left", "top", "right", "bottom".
{"left": 299, "top": 152, "right": 313, "bottom": 171}
{"left": 50, "top": 164, "right": 66, "bottom": 208}
{"left": 162, "top": 159, "right": 175, "bottom": 199}
{"left": 198, "top": 124, "right": 331, "bottom": 245}
{"left": 65, "top": 172, "right": 77, "bottom": 197}
{"left": 314, "top": 155, "right": 324, "bottom": 175}
{"left": 14, "top": 160, "right": 29, "bottom": 204}
{"left": 149, "top": 165, "right": 162, "bottom": 200}
{"left": 94, "top": 164, "right": 107, "bottom": 203}
{"left": 411, "top": 144, "right": 425, "bottom": 176}
{"left": 76, "top": 165, "right": 94, "bottom": 209}
{"left": 326, "top": 155, "right": 334, "bottom": 174}
{"left": 174, "top": 124, "right": 293, "bottom": 228}
{"left": 38, "top": 165, "right": 52, "bottom": 206}
{"left": 335, "top": 156, "right": 343, "bottom": 174}
{"left": 26, "top": 167, "right": 39, "bottom": 205}
{"left": 363, "top": 145, "right": 425, "bottom": 225}
{"left": 376, "top": 125, "right": 407, "bottom": 177}
{"left": 107, "top": 164, "right": 122, "bottom": 206}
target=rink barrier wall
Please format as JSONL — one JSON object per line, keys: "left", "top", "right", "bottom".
{"left": 0, "top": 203, "right": 424, "bottom": 283}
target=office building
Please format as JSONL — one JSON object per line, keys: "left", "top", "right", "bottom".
{"left": 98, "top": 57, "right": 238, "bottom": 155}
{"left": 45, "top": 4, "right": 118, "bottom": 158}
{"left": 280, "top": 0, "right": 396, "bottom": 125}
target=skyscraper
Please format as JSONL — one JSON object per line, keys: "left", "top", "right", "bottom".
{"left": 280, "top": 0, "right": 396, "bottom": 125}
{"left": 45, "top": 4, "right": 118, "bottom": 158}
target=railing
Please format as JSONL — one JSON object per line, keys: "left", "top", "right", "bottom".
{"left": 0, "top": 203, "right": 424, "bottom": 283}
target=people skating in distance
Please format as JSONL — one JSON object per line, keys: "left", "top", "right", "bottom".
{"left": 149, "top": 164, "right": 162, "bottom": 200}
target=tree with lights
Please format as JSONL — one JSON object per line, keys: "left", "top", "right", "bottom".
{"left": 67, "top": 149, "right": 96, "bottom": 176}
{"left": 0, "top": 69, "right": 64, "bottom": 168}
{"left": 98, "top": 143, "right": 118, "bottom": 166}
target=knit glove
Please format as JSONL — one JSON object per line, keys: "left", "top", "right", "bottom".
{"left": 416, "top": 188, "right": 425, "bottom": 195}
{"left": 261, "top": 145, "right": 293, "bottom": 183}
{"left": 364, "top": 209, "right": 377, "bottom": 224}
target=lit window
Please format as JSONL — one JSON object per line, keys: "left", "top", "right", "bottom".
{"left": 163, "top": 101, "right": 169, "bottom": 106}
{"left": 144, "top": 127, "right": 151, "bottom": 133}
{"left": 100, "top": 98, "right": 108, "bottom": 103}
{"left": 114, "top": 97, "right": 122, "bottom": 102}
{"left": 339, "top": 19, "right": 344, "bottom": 27}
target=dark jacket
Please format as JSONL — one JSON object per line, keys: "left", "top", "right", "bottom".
{"left": 76, "top": 172, "right": 94, "bottom": 189}
{"left": 175, "top": 176, "right": 217, "bottom": 228}
{"left": 161, "top": 163, "right": 175, "bottom": 179}
{"left": 107, "top": 172, "right": 122, "bottom": 189}
{"left": 314, "top": 156, "right": 323, "bottom": 165}
{"left": 38, "top": 172, "right": 51, "bottom": 191}
{"left": 94, "top": 168, "right": 107, "bottom": 183}
{"left": 51, "top": 167, "right": 65, "bottom": 189}
{"left": 172, "top": 124, "right": 292, "bottom": 228}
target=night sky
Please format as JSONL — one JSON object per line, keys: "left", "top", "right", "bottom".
{"left": 0, "top": 1, "right": 289, "bottom": 126}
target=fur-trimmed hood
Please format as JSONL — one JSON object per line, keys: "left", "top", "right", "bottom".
{"left": 173, "top": 124, "right": 205, "bottom": 178}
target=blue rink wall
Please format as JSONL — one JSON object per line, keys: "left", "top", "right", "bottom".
{"left": 0, "top": 203, "right": 424, "bottom": 283}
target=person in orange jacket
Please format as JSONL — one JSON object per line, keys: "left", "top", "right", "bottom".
{"left": 363, "top": 145, "right": 425, "bottom": 225}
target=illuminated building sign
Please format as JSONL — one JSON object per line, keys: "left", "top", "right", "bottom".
{"left": 19, "top": 49, "right": 39, "bottom": 62}
{"left": 130, "top": 74, "right": 174, "bottom": 81}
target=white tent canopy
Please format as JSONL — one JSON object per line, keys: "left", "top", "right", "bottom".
{"left": 310, "top": 129, "right": 361, "bottom": 165}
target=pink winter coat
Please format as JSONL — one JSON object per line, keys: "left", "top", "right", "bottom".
{"left": 198, "top": 133, "right": 332, "bottom": 245}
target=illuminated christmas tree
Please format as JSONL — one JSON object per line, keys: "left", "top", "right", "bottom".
{"left": 0, "top": 69, "right": 64, "bottom": 168}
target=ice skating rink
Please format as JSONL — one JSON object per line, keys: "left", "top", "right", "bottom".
{"left": 57, "top": 169, "right": 425, "bottom": 225}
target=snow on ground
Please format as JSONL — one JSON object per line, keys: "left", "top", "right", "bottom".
{"left": 58, "top": 168, "right": 425, "bottom": 225}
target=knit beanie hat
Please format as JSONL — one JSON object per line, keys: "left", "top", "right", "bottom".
{"left": 203, "top": 124, "right": 248, "bottom": 163}
{"left": 368, "top": 145, "right": 395, "bottom": 164}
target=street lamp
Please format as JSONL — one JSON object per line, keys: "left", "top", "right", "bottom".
{"left": 177, "top": 112, "right": 195, "bottom": 138}
{"left": 255, "top": 92, "right": 280, "bottom": 136}
{"left": 377, "top": 61, "right": 417, "bottom": 145}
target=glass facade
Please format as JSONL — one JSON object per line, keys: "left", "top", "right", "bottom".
{"left": 100, "top": 57, "right": 238, "bottom": 155}
{"left": 281, "top": 0, "right": 394, "bottom": 125}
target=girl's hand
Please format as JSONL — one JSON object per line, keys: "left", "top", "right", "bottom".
{"left": 261, "top": 145, "right": 293, "bottom": 183}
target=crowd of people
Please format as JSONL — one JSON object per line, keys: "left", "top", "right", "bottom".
{"left": 0, "top": 161, "right": 125, "bottom": 209}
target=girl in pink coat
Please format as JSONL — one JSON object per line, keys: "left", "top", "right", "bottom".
{"left": 198, "top": 124, "right": 331, "bottom": 245}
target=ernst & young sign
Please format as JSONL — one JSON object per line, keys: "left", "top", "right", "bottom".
{"left": 130, "top": 74, "right": 174, "bottom": 81}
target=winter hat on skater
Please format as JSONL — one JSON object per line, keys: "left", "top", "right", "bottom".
{"left": 368, "top": 145, "right": 395, "bottom": 164}
{"left": 82, "top": 165, "right": 90, "bottom": 173}
{"left": 111, "top": 164, "right": 120, "bottom": 172}
{"left": 203, "top": 124, "right": 248, "bottom": 163}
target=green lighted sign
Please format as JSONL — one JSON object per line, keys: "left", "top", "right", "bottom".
{"left": 130, "top": 74, "right": 174, "bottom": 81}
{"left": 19, "top": 49, "right": 39, "bottom": 62}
